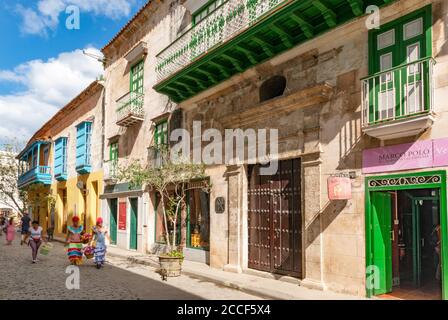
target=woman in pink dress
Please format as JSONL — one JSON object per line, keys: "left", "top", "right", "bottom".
{"left": 5, "top": 217, "right": 15, "bottom": 245}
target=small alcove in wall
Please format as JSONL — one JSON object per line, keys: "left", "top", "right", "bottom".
{"left": 259, "top": 75, "right": 287, "bottom": 103}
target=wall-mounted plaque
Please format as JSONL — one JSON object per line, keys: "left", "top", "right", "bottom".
{"left": 215, "top": 197, "right": 225, "bottom": 214}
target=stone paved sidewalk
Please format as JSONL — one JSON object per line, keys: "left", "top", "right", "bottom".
{"left": 0, "top": 235, "right": 261, "bottom": 300}
{"left": 105, "top": 244, "right": 364, "bottom": 300}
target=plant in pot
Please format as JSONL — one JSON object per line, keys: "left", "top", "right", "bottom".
{"left": 117, "top": 144, "right": 210, "bottom": 280}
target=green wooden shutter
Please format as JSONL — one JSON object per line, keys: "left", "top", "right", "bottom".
{"left": 368, "top": 6, "right": 432, "bottom": 123}
{"left": 110, "top": 199, "right": 117, "bottom": 245}
{"left": 54, "top": 137, "right": 67, "bottom": 179}
{"left": 131, "top": 61, "right": 144, "bottom": 94}
{"left": 76, "top": 122, "right": 87, "bottom": 168}
{"left": 130, "top": 198, "right": 138, "bottom": 250}
{"left": 371, "top": 192, "right": 393, "bottom": 295}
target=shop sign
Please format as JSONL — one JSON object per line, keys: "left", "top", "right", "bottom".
{"left": 119, "top": 202, "right": 127, "bottom": 230}
{"left": 363, "top": 138, "right": 448, "bottom": 174}
{"left": 327, "top": 176, "right": 352, "bottom": 200}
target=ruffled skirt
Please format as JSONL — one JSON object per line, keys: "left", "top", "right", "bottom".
{"left": 67, "top": 242, "right": 83, "bottom": 265}
{"left": 94, "top": 245, "right": 107, "bottom": 264}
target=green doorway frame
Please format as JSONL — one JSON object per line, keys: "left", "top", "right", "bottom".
{"left": 365, "top": 170, "right": 448, "bottom": 299}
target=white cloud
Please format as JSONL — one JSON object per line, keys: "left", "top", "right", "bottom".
{"left": 0, "top": 48, "right": 103, "bottom": 142}
{"left": 0, "top": 71, "right": 25, "bottom": 83}
{"left": 16, "top": 0, "right": 136, "bottom": 36}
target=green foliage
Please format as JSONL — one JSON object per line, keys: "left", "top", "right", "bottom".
{"left": 0, "top": 138, "right": 28, "bottom": 215}
{"left": 117, "top": 145, "right": 210, "bottom": 250}
{"left": 164, "top": 250, "right": 184, "bottom": 259}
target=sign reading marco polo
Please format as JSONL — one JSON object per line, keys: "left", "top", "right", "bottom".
{"left": 363, "top": 138, "right": 448, "bottom": 174}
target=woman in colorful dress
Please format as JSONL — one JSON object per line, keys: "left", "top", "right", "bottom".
{"left": 5, "top": 218, "right": 15, "bottom": 245}
{"left": 92, "top": 217, "right": 109, "bottom": 269}
{"left": 65, "top": 216, "right": 84, "bottom": 265}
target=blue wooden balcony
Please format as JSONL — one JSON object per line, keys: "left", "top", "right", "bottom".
{"left": 76, "top": 121, "right": 92, "bottom": 175}
{"left": 17, "top": 140, "right": 52, "bottom": 189}
{"left": 18, "top": 166, "right": 52, "bottom": 188}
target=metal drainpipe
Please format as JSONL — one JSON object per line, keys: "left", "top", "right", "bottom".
{"left": 101, "top": 84, "right": 106, "bottom": 166}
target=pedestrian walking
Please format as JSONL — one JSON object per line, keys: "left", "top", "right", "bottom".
{"left": 20, "top": 213, "right": 31, "bottom": 246}
{"left": 0, "top": 216, "right": 6, "bottom": 237}
{"left": 5, "top": 217, "right": 15, "bottom": 245}
{"left": 91, "top": 217, "right": 109, "bottom": 269}
{"left": 27, "top": 221, "right": 46, "bottom": 263}
{"left": 65, "top": 216, "right": 84, "bottom": 265}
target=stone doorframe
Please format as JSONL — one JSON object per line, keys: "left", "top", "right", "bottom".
{"left": 222, "top": 152, "right": 325, "bottom": 291}
{"left": 223, "top": 164, "right": 248, "bottom": 273}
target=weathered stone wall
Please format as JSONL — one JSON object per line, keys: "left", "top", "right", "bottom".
{"left": 177, "top": 0, "right": 448, "bottom": 296}
{"left": 101, "top": 0, "right": 187, "bottom": 252}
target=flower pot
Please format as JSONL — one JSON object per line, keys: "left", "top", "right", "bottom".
{"left": 158, "top": 255, "right": 183, "bottom": 279}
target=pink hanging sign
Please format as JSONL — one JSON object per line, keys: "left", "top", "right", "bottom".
{"left": 362, "top": 138, "right": 448, "bottom": 174}
{"left": 327, "top": 177, "right": 352, "bottom": 200}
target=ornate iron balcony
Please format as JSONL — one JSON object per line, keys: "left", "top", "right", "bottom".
{"left": 156, "top": 0, "right": 288, "bottom": 83}
{"left": 116, "top": 91, "right": 145, "bottom": 127}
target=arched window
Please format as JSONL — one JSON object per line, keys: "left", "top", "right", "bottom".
{"left": 259, "top": 76, "right": 287, "bottom": 103}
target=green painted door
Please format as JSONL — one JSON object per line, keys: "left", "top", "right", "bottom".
{"left": 371, "top": 192, "right": 393, "bottom": 295}
{"left": 110, "top": 198, "right": 117, "bottom": 245}
{"left": 130, "top": 198, "right": 138, "bottom": 250}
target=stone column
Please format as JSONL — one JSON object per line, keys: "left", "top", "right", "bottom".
{"left": 223, "top": 165, "right": 244, "bottom": 273}
{"left": 301, "top": 153, "right": 324, "bottom": 290}
{"left": 300, "top": 106, "right": 324, "bottom": 290}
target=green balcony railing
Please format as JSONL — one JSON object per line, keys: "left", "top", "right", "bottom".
{"left": 156, "top": 0, "right": 288, "bottom": 82}
{"left": 361, "top": 57, "right": 435, "bottom": 127}
{"left": 116, "top": 91, "right": 145, "bottom": 126}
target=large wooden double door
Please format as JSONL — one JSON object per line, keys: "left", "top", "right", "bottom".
{"left": 248, "top": 159, "right": 302, "bottom": 277}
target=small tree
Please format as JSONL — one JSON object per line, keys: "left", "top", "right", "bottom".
{"left": 118, "top": 145, "right": 209, "bottom": 252}
{"left": 0, "top": 139, "right": 28, "bottom": 216}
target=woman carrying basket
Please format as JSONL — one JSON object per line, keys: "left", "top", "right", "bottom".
{"left": 92, "top": 217, "right": 109, "bottom": 269}
{"left": 65, "top": 216, "right": 84, "bottom": 265}
{"left": 27, "top": 220, "right": 46, "bottom": 263}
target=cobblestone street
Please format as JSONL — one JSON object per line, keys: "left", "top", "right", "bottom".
{"left": 0, "top": 236, "right": 260, "bottom": 300}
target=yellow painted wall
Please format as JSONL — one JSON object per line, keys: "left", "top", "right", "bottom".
{"left": 27, "top": 185, "right": 51, "bottom": 233}
{"left": 52, "top": 170, "right": 103, "bottom": 238}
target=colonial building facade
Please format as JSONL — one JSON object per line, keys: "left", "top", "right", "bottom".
{"left": 17, "top": 81, "right": 104, "bottom": 237}
{"left": 19, "top": 0, "right": 448, "bottom": 300}
{"left": 149, "top": 0, "right": 448, "bottom": 299}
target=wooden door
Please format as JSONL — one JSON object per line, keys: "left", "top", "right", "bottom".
{"left": 248, "top": 159, "right": 302, "bottom": 277}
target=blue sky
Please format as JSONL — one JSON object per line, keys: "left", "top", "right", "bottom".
{"left": 0, "top": 0, "right": 147, "bottom": 144}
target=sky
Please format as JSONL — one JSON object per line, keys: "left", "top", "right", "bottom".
{"left": 0, "top": 0, "right": 148, "bottom": 146}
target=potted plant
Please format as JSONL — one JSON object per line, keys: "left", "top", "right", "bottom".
{"left": 117, "top": 144, "right": 210, "bottom": 279}
{"left": 158, "top": 250, "right": 184, "bottom": 280}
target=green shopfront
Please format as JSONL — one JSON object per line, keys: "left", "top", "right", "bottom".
{"left": 363, "top": 139, "right": 448, "bottom": 299}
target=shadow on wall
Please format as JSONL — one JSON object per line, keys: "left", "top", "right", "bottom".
{"left": 304, "top": 200, "right": 349, "bottom": 260}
